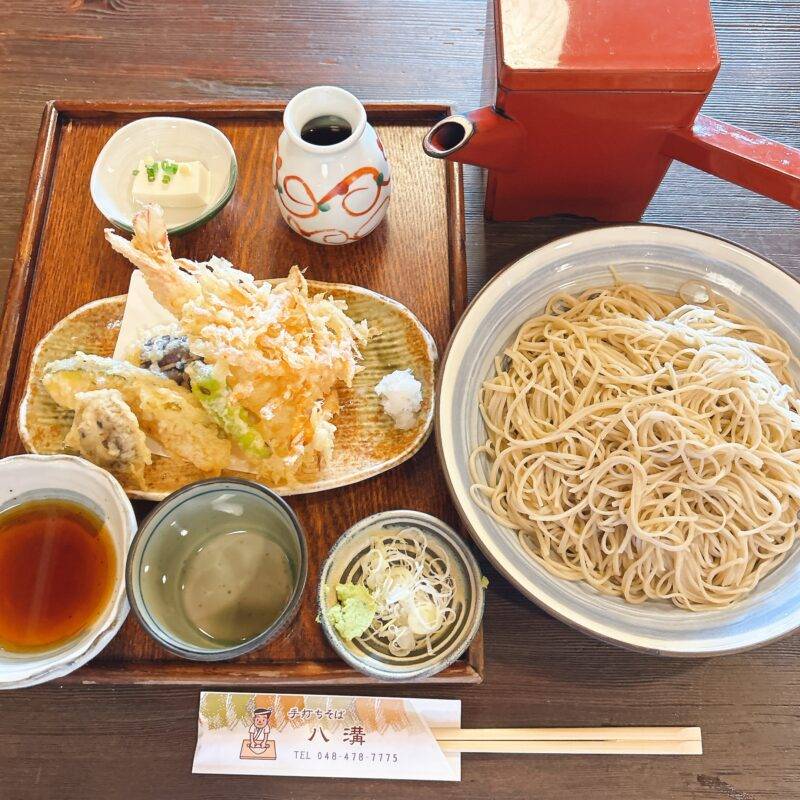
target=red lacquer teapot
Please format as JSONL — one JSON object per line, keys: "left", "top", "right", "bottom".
{"left": 423, "top": 0, "right": 800, "bottom": 221}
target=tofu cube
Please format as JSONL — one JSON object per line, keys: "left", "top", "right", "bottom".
{"left": 132, "top": 159, "right": 210, "bottom": 209}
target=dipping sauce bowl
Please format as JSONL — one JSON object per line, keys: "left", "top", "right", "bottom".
{"left": 0, "top": 454, "right": 135, "bottom": 690}
{"left": 126, "top": 478, "right": 307, "bottom": 661}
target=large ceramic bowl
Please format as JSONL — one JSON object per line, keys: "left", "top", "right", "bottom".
{"left": 438, "top": 224, "right": 800, "bottom": 657}
{"left": 0, "top": 455, "right": 135, "bottom": 688}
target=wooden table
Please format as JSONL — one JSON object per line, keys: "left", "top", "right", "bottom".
{"left": 0, "top": 2, "right": 798, "bottom": 798}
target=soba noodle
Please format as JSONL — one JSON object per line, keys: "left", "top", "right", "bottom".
{"left": 469, "top": 281, "right": 800, "bottom": 610}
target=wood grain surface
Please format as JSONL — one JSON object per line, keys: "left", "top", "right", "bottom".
{"left": 0, "top": 1, "right": 799, "bottom": 799}
{"left": 0, "top": 102, "right": 477, "bottom": 685}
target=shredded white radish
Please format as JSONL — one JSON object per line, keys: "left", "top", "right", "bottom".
{"left": 356, "top": 526, "right": 456, "bottom": 656}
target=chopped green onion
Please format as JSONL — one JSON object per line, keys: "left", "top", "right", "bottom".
{"left": 162, "top": 174, "right": 172, "bottom": 184}
{"left": 145, "top": 162, "right": 158, "bottom": 183}
{"left": 161, "top": 159, "right": 179, "bottom": 175}
{"left": 132, "top": 168, "right": 139, "bottom": 176}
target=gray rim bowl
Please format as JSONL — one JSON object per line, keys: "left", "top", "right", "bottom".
{"left": 318, "top": 510, "right": 485, "bottom": 681}
{"left": 126, "top": 478, "right": 308, "bottom": 661}
{"left": 437, "top": 224, "right": 800, "bottom": 657}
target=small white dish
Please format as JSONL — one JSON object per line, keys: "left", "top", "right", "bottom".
{"left": 0, "top": 454, "right": 136, "bottom": 689}
{"left": 90, "top": 116, "right": 237, "bottom": 235}
{"left": 318, "top": 510, "right": 484, "bottom": 681}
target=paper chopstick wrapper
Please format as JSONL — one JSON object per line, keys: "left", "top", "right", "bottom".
{"left": 193, "top": 692, "right": 461, "bottom": 781}
{"left": 113, "top": 271, "right": 254, "bottom": 471}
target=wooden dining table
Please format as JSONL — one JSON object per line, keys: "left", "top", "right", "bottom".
{"left": 1, "top": 1, "right": 799, "bottom": 798}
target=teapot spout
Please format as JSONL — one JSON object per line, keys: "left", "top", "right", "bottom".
{"left": 422, "top": 106, "right": 524, "bottom": 172}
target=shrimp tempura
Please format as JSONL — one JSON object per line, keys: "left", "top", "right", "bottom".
{"left": 104, "top": 204, "right": 369, "bottom": 484}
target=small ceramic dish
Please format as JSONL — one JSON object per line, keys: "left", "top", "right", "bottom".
{"left": 318, "top": 510, "right": 484, "bottom": 681}
{"left": 90, "top": 116, "right": 237, "bottom": 234}
{"left": 126, "top": 478, "right": 308, "bottom": 661}
{"left": 0, "top": 454, "right": 135, "bottom": 690}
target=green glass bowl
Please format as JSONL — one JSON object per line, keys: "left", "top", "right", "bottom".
{"left": 126, "top": 478, "right": 307, "bottom": 661}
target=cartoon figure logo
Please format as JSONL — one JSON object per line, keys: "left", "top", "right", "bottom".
{"left": 240, "top": 707, "right": 277, "bottom": 760}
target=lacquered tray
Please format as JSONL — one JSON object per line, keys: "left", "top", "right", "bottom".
{"left": 0, "top": 100, "right": 482, "bottom": 685}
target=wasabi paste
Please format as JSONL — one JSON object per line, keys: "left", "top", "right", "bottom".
{"left": 327, "top": 583, "right": 377, "bottom": 640}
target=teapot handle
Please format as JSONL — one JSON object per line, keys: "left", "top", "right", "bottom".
{"left": 663, "top": 114, "right": 800, "bottom": 210}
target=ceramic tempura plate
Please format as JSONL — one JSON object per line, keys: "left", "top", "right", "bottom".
{"left": 19, "top": 280, "right": 436, "bottom": 500}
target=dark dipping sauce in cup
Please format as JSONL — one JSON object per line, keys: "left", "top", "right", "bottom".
{"left": 0, "top": 499, "right": 116, "bottom": 652}
{"left": 300, "top": 114, "right": 352, "bottom": 146}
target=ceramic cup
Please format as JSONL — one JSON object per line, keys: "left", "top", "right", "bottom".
{"left": 273, "top": 86, "right": 391, "bottom": 245}
{"left": 126, "top": 478, "right": 308, "bottom": 661}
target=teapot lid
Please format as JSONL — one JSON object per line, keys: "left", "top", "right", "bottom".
{"left": 495, "top": 0, "right": 720, "bottom": 92}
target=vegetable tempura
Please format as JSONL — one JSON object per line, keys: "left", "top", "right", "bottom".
{"left": 44, "top": 352, "right": 231, "bottom": 474}
{"left": 103, "top": 204, "right": 369, "bottom": 483}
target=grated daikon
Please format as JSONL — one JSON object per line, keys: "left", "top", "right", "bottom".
{"left": 374, "top": 369, "right": 422, "bottom": 430}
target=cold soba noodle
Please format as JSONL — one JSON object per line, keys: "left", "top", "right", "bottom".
{"left": 469, "top": 280, "right": 800, "bottom": 610}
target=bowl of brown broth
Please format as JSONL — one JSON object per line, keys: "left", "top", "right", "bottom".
{"left": 0, "top": 454, "right": 135, "bottom": 689}
{"left": 126, "top": 478, "right": 308, "bottom": 660}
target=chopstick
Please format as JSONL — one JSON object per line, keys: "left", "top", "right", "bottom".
{"left": 432, "top": 726, "right": 701, "bottom": 742}
{"left": 431, "top": 727, "right": 702, "bottom": 756}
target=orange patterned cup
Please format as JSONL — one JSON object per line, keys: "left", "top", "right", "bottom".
{"left": 273, "top": 86, "right": 391, "bottom": 245}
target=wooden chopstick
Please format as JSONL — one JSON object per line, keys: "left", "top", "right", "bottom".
{"left": 431, "top": 727, "right": 702, "bottom": 756}
{"left": 432, "top": 726, "right": 700, "bottom": 742}
{"left": 436, "top": 739, "right": 702, "bottom": 755}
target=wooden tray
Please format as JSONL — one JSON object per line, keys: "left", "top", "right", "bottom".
{"left": 0, "top": 100, "right": 481, "bottom": 686}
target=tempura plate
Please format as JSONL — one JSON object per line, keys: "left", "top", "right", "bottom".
{"left": 19, "top": 280, "right": 436, "bottom": 500}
